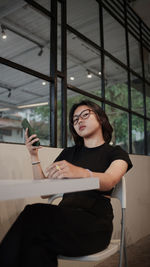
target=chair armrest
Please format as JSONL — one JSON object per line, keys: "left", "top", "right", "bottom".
{"left": 48, "top": 193, "right": 64, "bottom": 204}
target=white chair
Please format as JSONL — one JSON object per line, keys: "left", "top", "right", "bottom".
{"left": 48, "top": 176, "right": 127, "bottom": 267}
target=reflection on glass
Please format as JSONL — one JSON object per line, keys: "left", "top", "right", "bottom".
{"left": 147, "top": 120, "right": 150, "bottom": 155}
{"left": 129, "top": 34, "right": 142, "bottom": 76}
{"left": 105, "top": 105, "right": 129, "bottom": 152}
{"left": 105, "top": 58, "right": 128, "bottom": 107}
{"left": 132, "top": 115, "right": 144, "bottom": 154}
{"left": 131, "top": 75, "right": 144, "bottom": 115}
{"left": 67, "top": 91, "right": 102, "bottom": 146}
{"left": 146, "top": 83, "right": 150, "bottom": 118}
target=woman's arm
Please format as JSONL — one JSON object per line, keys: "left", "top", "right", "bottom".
{"left": 25, "top": 128, "right": 46, "bottom": 180}
{"left": 92, "top": 159, "right": 128, "bottom": 191}
{"left": 45, "top": 159, "right": 128, "bottom": 190}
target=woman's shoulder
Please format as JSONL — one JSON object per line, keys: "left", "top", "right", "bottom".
{"left": 104, "top": 143, "right": 129, "bottom": 157}
{"left": 104, "top": 143, "right": 125, "bottom": 151}
{"left": 106, "top": 144, "right": 133, "bottom": 171}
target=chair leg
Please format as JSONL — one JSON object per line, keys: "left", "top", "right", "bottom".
{"left": 118, "top": 208, "right": 126, "bottom": 267}
{"left": 123, "top": 234, "right": 128, "bottom": 267}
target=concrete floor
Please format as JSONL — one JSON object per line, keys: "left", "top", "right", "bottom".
{"left": 96, "top": 235, "right": 150, "bottom": 267}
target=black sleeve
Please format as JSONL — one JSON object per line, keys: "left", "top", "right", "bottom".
{"left": 54, "top": 149, "right": 66, "bottom": 162}
{"left": 110, "top": 146, "right": 133, "bottom": 172}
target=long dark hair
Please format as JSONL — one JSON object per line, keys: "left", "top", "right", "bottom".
{"left": 69, "top": 100, "right": 113, "bottom": 145}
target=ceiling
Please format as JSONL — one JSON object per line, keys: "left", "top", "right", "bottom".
{"left": 0, "top": 0, "right": 150, "bottom": 111}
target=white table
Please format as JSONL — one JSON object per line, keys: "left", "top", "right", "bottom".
{"left": 0, "top": 178, "right": 99, "bottom": 201}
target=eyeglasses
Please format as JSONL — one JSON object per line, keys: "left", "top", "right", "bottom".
{"left": 72, "top": 109, "right": 93, "bottom": 126}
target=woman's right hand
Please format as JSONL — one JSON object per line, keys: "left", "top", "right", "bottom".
{"left": 25, "top": 128, "right": 41, "bottom": 157}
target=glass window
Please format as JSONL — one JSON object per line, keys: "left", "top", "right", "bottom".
{"left": 143, "top": 48, "right": 150, "bottom": 83}
{"left": 105, "top": 105, "right": 129, "bottom": 151}
{"left": 0, "top": 3, "right": 50, "bottom": 76}
{"left": 105, "top": 57, "right": 128, "bottom": 108}
{"left": 130, "top": 74, "right": 144, "bottom": 115}
{"left": 0, "top": 66, "right": 50, "bottom": 145}
{"left": 128, "top": 34, "right": 142, "bottom": 77}
{"left": 67, "top": 0, "right": 100, "bottom": 45}
{"left": 0, "top": 66, "right": 49, "bottom": 105}
{"left": 146, "top": 83, "right": 150, "bottom": 118}
{"left": 67, "top": 33, "right": 102, "bottom": 97}
{"left": 36, "top": 0, "right": 51, "bottom": 11}
{"left": 0, "top": 104, "right": 50, "bottom": 146}
{"left": 57, "top": 78, "right": 62, "bottom": 148}
{"left": 103, "top": 9, "right": 126, "bottom": 64}
{"left": 132, "top": 115, "right": 144, "bottom": 154}
{"left": 57, "top": 1, "right": 62, "bottom": 71}
{"left": 147, "top": 120, "right": 150, "bottom": 155}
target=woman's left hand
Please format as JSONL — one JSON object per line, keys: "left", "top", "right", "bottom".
{"left": 45, "top": 160, "right": 85, "bottom": 179}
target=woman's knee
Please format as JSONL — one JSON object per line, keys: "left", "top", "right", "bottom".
{"left": 20, "top": 203, "right": 43, "bottom": 223}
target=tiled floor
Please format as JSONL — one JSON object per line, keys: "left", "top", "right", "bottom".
{"left": 96, "top": 235, "right": 150, "bottom": 267}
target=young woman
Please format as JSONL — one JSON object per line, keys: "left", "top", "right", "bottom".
{"left": 0, "top": 100, "right": 132, "bottom": 267}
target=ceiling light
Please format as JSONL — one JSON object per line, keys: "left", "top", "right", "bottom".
{"left": 42, "top": 81, "right": 46, "bottom": 85}
{"left": 98, "top": 71, "right": 101, "bottom": 75}
{"left": 87, "top": 72, "right": 92, "bottom": 78}
{"left": 2, "top": 31, "right": 7, "bottom": 39}
{"left": 1, "top": 25, "right": 7, "bottom": 40}
{"left": 70, "top": 76, "right": 75, "bottom": 80}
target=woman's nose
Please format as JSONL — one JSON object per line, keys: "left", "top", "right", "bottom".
{"left": 78, "top": 116, "right": 83, "bottom": 124}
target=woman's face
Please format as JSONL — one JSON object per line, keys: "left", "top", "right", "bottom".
{"left": 73, "top": 105, "right": 102, "bottom": 139}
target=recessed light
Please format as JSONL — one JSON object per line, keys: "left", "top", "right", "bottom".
{"left": 87, "top": 73, "right": 92, "bottom": 78}
{"left": 1, "top": 25, "right": 7, "bottom": 39}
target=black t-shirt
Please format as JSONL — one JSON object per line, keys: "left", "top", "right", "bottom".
{"left": 54, "top": 143, "right": 132, "bottom": 199}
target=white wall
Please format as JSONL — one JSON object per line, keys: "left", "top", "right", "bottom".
{"left": 0, "top": 143, "right": 150, "bottom": 266}
{"left": 124, "top": 154, "right": 150, "bottom": 244}
{"left": 111, "top": 153, "right": 150, "bottom": 246}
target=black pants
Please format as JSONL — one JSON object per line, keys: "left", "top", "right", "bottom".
{"left": 0, "top": 197, "right": 113, "bottom": 267}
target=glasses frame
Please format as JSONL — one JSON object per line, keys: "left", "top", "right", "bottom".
{"left": 72, "top": 109, "right": 93, "bottom": 126}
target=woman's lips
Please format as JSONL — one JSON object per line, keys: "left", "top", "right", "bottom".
{"left": 79, "top": 125, "right": 86, "bottom": 131}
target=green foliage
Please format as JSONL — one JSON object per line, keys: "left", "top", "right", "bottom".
{"left": 29, "top": 106, "right": 49, "bottom": 140}
{"left": 146, "top": 95, "right": 150, "bottom": 118}
{"left": 105, "top": 105, "right": 128, "bottom": 145}
{"left": 105, "top": 83, "right": 128, "bottom": 108}
{"left": 32, "top": 106, "right": 49, "bottom": 122}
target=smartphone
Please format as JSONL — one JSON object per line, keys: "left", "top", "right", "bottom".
{"left": 21, "top": 118, "right": 40, "bottom": 146}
